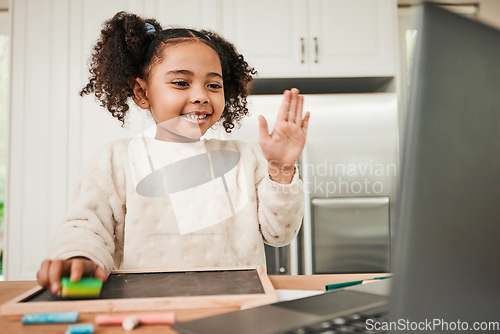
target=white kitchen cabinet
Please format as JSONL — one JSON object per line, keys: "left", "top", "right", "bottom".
{"left": 222, "top": 0, "right": 397, "bottom": 78}
{"left": 222, "top": 0, "right": 309, "bottom": 77}
{"left": 131, "top": 0, "right": 220, "bottom": 31}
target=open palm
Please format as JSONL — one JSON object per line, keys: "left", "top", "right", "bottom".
{"left": 258, "top": 88, "right": 310, "bottom": 182}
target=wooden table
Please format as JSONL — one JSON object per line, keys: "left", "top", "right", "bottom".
{"left": 0, "top": 273, "right": 387, "bottom": 333}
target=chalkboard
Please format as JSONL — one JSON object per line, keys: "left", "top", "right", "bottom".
{"left": 1, "top": 266, "right": 277, "bottom": 315}
{"left": 24, "top": 269, "right": 264, "bottom": 302}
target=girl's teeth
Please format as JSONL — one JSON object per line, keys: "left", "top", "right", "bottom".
{"left": 184, "top": 114, "right": 207, "bottom": 120}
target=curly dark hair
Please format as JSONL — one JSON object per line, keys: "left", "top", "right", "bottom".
{"left": 80, "top": 11, "right": 256, "bottom": 132}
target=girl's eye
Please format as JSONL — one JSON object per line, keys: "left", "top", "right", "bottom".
{"left": 173, "top": 81, "right": 189, "bottom": 87}
{"left": 208, "top": 83, "right": 222, "bottom": 89}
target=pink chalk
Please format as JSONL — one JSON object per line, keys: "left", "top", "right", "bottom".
{"left": 95, "top": 313, "right": 176, "bottom": 326}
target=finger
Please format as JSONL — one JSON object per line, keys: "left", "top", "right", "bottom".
{"left": 94, "top": 266, "right": 109, "bottom": 282}
{"left": 71, "top": 257, "right": 107, "bottom": 281}
{"left": 258, "top": 115, "right": 270, "bottom": 143}
{"left": 48, "top": 260, "right": 64, "bottom": 294}
{"left": 277, "top": 90, "right": 291, "bottom": 122}
{"left": 301, "top": 111, "right": 310, "bottom": 134}
{"left": 287, "top": 88, "right": 300, "bottom": 123}
{"left": 70, "top": 259, "right": 86, "bottom": 282}
{"left": 295, "top": 95, "right": 304, "bottom": 126}
{"left": 37, "top": 260, "right": 52, "bottom": 288}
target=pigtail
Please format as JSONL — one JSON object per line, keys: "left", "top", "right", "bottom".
{"left": 79, "top": 12, "right": 162, "bottom": 127}
{"left": 202, "top": 30, "right": 256, "bottom": 133}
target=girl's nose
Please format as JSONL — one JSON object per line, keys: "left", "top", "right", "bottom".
{"left": 190, "top": 86, "right": 209, "bottom": 104}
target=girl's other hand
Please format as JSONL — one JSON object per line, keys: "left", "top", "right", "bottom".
{"left": 258, "top": 88, "right": 310, "bottom": 184}
{"left": 36, "top": 257, "right": 108, "bottom": 295}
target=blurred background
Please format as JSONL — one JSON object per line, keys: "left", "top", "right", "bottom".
{"left": 0, "top": 0, "right": 499, "bottom": 280}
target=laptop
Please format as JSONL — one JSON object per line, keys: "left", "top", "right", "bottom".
{"left": 172, "top": 3, "right": 500, "bottom": 333}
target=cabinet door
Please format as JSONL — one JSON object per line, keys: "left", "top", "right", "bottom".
{"left": 139, "top": 0, "right": 219, "bottom": 31}
{"left": 222, "top": 0, "right": 308, "bottom": 78}
{"left": 308, "top": 0, "right": 397, "bottom": 77}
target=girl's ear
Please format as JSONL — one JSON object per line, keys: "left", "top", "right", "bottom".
{"left": 131, "top": 77, "right": 150, "bottom": 109}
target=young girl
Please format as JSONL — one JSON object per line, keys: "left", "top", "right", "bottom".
{"left": 37, "top": 12, "right": 309, "bottom": 295}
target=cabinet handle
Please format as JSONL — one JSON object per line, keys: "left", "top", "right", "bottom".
{"left": 314, "top": 37, "right": 319, "bottom": 63}
{"left": 300, "top": 37, "right": 305, "bottom": 64}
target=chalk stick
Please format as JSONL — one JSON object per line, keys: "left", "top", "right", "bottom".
{"left": 60, "top": 277, "right": 103, "bottom": 298}
{"left": 95, "top": 312, "right": 176, "bottom": 325}
{"left": 22, "top": 311, "right": 80, "bottom": 324}
{"left": 66, "top": 324, "right": 94, "bottom": 334}
{"left": 122, "top": 316, "right": 140, "bottom": 331}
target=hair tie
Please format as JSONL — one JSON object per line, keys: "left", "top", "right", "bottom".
{"left": 205, "top": 34, "right": 211, "bottom": 41}
{"left": 145, "top": 22, "right": 156, "bottom": 35}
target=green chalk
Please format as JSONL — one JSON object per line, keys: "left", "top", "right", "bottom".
{"left": 60, "top": 277, "right": 103, "bottom": 299}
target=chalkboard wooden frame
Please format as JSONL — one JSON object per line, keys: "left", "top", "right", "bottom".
{"left": 0, "top": 266, "right": 277, "bottom": 316}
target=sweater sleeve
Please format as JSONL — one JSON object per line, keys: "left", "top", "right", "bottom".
{"left": 46, "top": 141, "right": 127, "bottom": 273}
{"left": 252, "top": 145, "right": 304, "bottom": 247}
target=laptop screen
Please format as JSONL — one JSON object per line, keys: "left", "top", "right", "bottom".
{"left": 390, "top": 2, "right": 500, "bottom": 331}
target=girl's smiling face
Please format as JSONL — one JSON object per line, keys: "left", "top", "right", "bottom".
{"left": 135, "top": 41, "right": 225, "bottom": 142}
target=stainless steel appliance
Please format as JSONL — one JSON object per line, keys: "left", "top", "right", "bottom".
{"left": 206, "top": 93, "right": 399, "bottom": 275}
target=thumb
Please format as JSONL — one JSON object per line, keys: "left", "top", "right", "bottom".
{"left": 258, "top": 115, "right": 270, "bottom": 143}
{"left": 94, "top": 266, "right": 109, "bottom": 282}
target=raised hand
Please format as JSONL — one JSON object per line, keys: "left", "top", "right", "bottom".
{"left": 258, "top": 88, "right": 310, "bottom": 184}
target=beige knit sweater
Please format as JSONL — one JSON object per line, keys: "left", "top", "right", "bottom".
{"left": 47, "top": 138, "right": 304, "bottom": 273}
